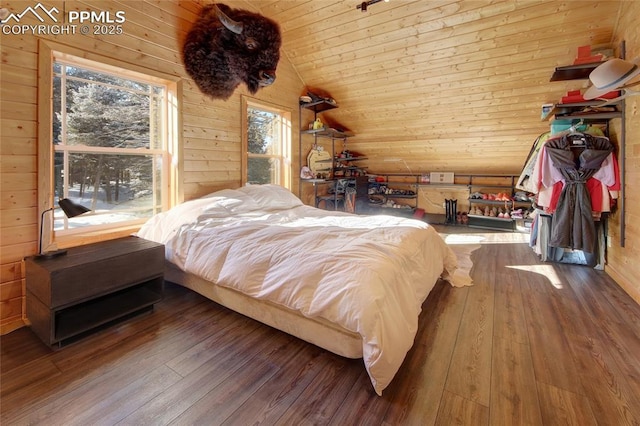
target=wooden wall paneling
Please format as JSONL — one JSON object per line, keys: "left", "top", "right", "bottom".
{"left": 287, "top": 4, "right": 610, "bottom": 77}
{"left": 0, "top": 279, "right": 22, "bottom": 300}
{"left": 0, "top": 191, "right": 38, "bottom": 213}
{"left": 417, "top": 187, "right": 470, "bottom": 215}
{"left": 1, "top": 45, "right": 38, "bottom": 72}
{"left": 277, "top": 0, "right": 621, "bottom": 178}
{"left": 0, "top": 0, "right": 306, "bottom": 332}
{"left": 0, "top": 173, "right": 38, "bottom": 194}
{"left": 605, "top": 1, "right": 640, "bottom": 304}
{"left": 1, "top": 0, "right": 635, "bottom": 326}
{"left": 0, "top": 205, "right": 38, "bottom": 229}
{"left": 0, "top": 64, "right": 38, "bottom": 89}
{"left": 0, "top": 122, "right": 36, "bottom": 151}
{"left": 0, "top": 266, "right": 25, "bottom": 330}
{"left": 0, "top": 297, "right": 23, "bottom": 330}
{"left": 286, "top": 8, "right": 605, "bottom": 81}
{"left": 0, "top": 262, "right": 22, "bottom": 286}
{"left": 0, "top": 155, "right": 37, "bottom": 175}
{"left": 1, "top": 101, "right": 37, "bottom": 122}
{"left": 284, "top": 1, "right": 499, "bottom": 56}
{"left": 0, "top": 131, "right": 37, "bottom": 165}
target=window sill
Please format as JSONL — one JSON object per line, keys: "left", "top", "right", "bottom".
{"left": 55, "top": 224, "right": 143, "bottom": 249}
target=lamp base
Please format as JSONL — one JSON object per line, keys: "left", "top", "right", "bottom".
{"left": 36, "top": 249, "right": 68, "bottom": 259}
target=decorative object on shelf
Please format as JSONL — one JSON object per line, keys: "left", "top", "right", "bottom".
{"left": 299, "top": 95, "right": 364, "bottom": 211}
{"left": 584, "top": 57, "right": 640, "bottom": 101}
{"left": 38, "top": 199, "right": 90, "bottom": 258}
{"left": 305, "top": 89, "right": 337, "bottom": 106}
{"left": 573, "top": 45, "right": 607, "bottom": 65}
{"left": 300, "top": 166, "right": 315, "bottom": 179}
{"left": 541, "top": 103, "right": 554, "bottom": 120}
{"left": 306, "top": 147, "right": 332, "bottom": 179}
{"left": 430, "top": 172, "right": 454, "bottom": 184}
{"left": 182, "top": 4, "right": 281, "bottom": 99}
{"left": 561, "top": 89, "right": 619, "bottom": 104}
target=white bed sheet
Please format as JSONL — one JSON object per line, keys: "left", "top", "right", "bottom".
{"left": 137, "top": 184, "right": 462, "bottom": 395}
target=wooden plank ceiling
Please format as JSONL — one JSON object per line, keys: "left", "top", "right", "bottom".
{"left": 255, "top": 0, "right": 622, "bottom": 174}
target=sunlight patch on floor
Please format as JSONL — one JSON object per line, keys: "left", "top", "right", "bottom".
{"left": 443, "top": 234, "right": 486, "bottom": 245}
{"left": 441, "top": 231, "right": 529, "bottom": 245}
{"left": 506, "top": 264, "right": 564, "bottom": 289}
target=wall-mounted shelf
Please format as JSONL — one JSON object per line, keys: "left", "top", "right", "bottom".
{"left": 299, "top": 98, "right": 365, "bottom": 212}
{"left": 546, "top": 42, "right": 627, "bottom": 247}
{"left": 541, "top": 101, "right": 622, "bottom": 121}
{"left": 466, "top": 175, "right": 532, "bottom": 231}
{"left": 300, "top": 99, "right": 337, "bottom": 113}
{"left": 549, "top": 61, "right": 604, "bottom": 81}
{"left": 365, "top": 173, "right": 420, "bottom": 214}
{"left": 301, "top": 127, "right": 354, "bottom": 139}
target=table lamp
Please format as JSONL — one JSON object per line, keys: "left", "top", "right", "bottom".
{"left": 38, "top": 198, "right": 91, "bottom": 258}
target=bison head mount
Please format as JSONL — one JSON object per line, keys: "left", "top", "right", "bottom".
{"left": 182, "top": 3, "right": 282, "bottom": 100}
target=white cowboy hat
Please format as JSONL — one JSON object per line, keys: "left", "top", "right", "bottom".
{"left": 584, "top": 57, "right": 640, "bottom": 100}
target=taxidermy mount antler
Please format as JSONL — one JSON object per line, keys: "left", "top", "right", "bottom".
{"left": 182, "top": 3, "right": 282, "bottom": 100}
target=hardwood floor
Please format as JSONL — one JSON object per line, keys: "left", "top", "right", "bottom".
{"left": 2, "top": 227, "right": 640, "bottom": 425}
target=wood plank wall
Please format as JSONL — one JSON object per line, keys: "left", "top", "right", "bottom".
{"left": 0, "top": 0, "right": 305, "bottom": 333}
{"left": 1, "top": 0, "right": 638, "bottom": 333}
{"left": 279, "top": 1, "right": 621, "bottom": 174}
{"left": 284, "top": 0, "right": 640, "bottom": 305}
{"left": 606, "top": 0, "right": 640, "bottom": 305}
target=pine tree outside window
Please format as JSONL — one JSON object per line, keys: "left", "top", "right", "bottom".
{"left": 38, "top": 41, "right": 181, "bottom": 249}
{"left": 242, "top": 97, "right": 291, "bottom": 188}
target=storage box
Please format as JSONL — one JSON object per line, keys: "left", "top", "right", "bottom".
{"left": 551, "top": 119, "right": 576, "bottom": 135}
{"left": 430, "top": 172, "right": 454, "bottom": 184}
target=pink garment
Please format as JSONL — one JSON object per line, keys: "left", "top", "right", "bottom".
{"left": 530, "top": 144, "right": 565, "bottom": 210}
{"left": 539, "top": 152, "right": 620, "bottom": 213}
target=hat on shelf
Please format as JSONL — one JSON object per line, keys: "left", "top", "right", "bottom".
{"left": 584, "top": 57, "right": 640, "bottom": 100}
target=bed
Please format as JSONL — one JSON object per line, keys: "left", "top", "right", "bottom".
{"left": 137, "top": 184, "right": 467, "bottom": 395}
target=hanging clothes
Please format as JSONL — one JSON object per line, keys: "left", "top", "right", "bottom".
{"left": 516, "top": 131, "right": 551, "bottom": 192}
{"left": 543, "top": 152, "right": 620, "bottom": 213}
{"left": 543, "top": 133, "right": 613, "bottom": 253}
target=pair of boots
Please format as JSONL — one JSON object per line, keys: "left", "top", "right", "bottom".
{"left": 445, "top": 199, "right": 457, "bottom": 225}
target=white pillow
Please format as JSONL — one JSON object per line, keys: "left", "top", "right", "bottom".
{"left": 201, "top": 189, "right": 260, "bottom": 214}
{"left": 238, "top": 184, "right": 303, "bottom": 210}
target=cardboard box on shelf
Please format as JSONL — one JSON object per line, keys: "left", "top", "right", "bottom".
{"left": 430, "top": 172, "right": 454, "bottom": 184}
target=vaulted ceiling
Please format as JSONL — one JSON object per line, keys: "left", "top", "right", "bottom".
{"left": 256, "top": 0, "right": 623, "bottom": 174}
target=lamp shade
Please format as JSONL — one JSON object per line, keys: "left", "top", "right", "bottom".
{"left": 58, "top": 198, "right": 91, "bottom": 218}
{"left": 38, "top": 198, "right": 91, "bottom": 257}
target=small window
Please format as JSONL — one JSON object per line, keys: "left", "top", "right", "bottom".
{"left": 39, "top": 41, "right": 180, "bottom": 249}
{"left": 242, "top": 97, "right": 292, "bottom": 187}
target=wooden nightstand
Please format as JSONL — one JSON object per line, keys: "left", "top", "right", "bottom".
{"left": 25, "top": 236, "right": 165, "bottom": 348}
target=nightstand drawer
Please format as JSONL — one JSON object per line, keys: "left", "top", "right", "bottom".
{"left": 25, "top": 236, "right": 165, "bottom": 347}
{"left": 27, "top": 237, "right": 164, "bottom": 308}
{"left": 48, "top": 247, "right": 163, "bottom": 307}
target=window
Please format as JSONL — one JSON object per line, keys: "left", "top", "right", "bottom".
{"left": 38, "top": 41, "right": 181, "bottom": 249}
{"left": 242, "top": 97, "right": 292, "bottom": 187}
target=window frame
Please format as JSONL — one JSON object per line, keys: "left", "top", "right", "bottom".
{"left": 38, "top": 40, "right": 183, "bottom": 251}
{"left": 241, "top": 96, "right": 292, "bottom": 188}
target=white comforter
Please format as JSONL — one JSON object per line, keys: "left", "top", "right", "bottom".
{"left": 137, "top": 184, "right": 460, "bottom": 395}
